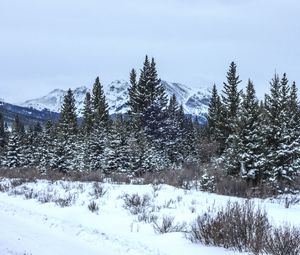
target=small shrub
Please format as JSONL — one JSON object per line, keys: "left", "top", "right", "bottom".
{"left": 54, "top": 194, "right": 74, "bottom": 207}
{"left": 24, "top": 189, "right": 34, "bottom": 199}
{"left": 214, "top": 176, "right": 249, "bottom": 197}
{"left": 88, "top": 200, "right": 99, "bottom": 213}
{"left": 10, "top": 179, "right": 28, "bottom": 188}
{"left": 38, "top": 193, "right": 53, "bottom": 203}
{"left": 137, "top": 211, "right": 158, "bottom": 223}
{"left": 284, "top": 196, "right": 300, "bottom": 209}
{"left": 152, "top": 183, "right": 162, "bottom": 197}
{"left": 163, "top": 199, "right": 176, "bottom": 209}
{"left": 122, "top": 193, "right": 152, "bottom": 215}
{"left": 189, "top": 201, "right": 270, "bottom": 253}
{"left": 90, "top": 182, "right": 107, "bottom": 198}
{"left": 110, "top": 173, "right": 131, "bottom": 184}
{"left": 264, "top": 225, "right": 300, "bottom": 255}
{"left": 153, "top": 216, "right": 186, "bottom": 234}
{"left": 0, "top": 183, "right": 9, "bottom": 192}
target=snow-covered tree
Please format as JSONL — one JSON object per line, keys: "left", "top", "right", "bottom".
{"left": 92, "top": 77, "right": 110, "bottom": 128}
{"left": 81, "top": 92, "right": 93, "bottom": 136}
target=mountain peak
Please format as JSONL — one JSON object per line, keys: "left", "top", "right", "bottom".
{"left": 19, "top": 80, "right": 211, "bottom": 119}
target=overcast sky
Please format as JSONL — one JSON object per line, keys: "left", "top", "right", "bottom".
{"left": 0, "top": 0, "right": 299, "bottom": 103}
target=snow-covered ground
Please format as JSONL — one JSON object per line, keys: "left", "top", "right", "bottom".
{"left": 0, "top": 179, "right": 299, "bottom": 255}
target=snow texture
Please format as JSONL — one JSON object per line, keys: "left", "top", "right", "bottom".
{"left": 1, "top": 179, "right": 300, "bottom": 255}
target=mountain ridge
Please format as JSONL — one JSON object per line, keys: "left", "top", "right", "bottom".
{"left": 19, "top": 80, "right": 211, "bottom": 118}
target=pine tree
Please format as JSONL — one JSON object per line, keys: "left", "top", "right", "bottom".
{"left": 2, "top": 116, "right": 25, "bottom": 168}
{"left": 164, "top": 94, "right": 184, "bottom": 163}
{"left": 92, "top": 77, "right": 109, "bottom": 128}
{"left": 262, "top": 73, "right": 300, "bottom": 187}
{"left": 289, "top": 81, "right": 299, "bottom": 122}
{"left": 207, "top": 84, "right": 223, "bottom": 142}
{"left": 0, "top": 113, "right": 5, "bottom": 148}
{"left": 86, "top": 127, "right": 106, "bottom": 172}
{"left": 81, "top": 92, "right": 93, "bottom": 135}
{"left": 129, "top": 130, "right": 170, "bottom": 176}
{"left": 58, "top": 89, "right": 77, "bottom": 136}
{"left": 128, "top": 56, "right": 168, "bottom": 132}
{"left": 224, "top": 79, "right": 262, "bottom": 178}
{"left": 55, "top": 89, "right": 78, "bottom": 172}
{"left": 2, "top": 131, "right": 23, "bottom": 168}
{"left": 13, "top": 115, "right": 25, "bottom": 135}
{"left": 40, "top": 121, "right": 56, "bottom": 172}
{"left": 128, "top": 68, "right": 138, "bottom": 114}
{"left": 221, "top": 62, "right": 242, "bottom": 147}
{"left": 104, "top": 116, "right": 131, "bottom": 174}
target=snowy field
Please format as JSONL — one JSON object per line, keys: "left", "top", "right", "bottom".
{"left": 0, "top": 178, "right": 300, "bottom": 255}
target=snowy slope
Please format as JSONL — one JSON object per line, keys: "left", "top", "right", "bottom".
{"left": 0, "top": 179, "right": 300, "bottom": 255}
{"left": 20, "top": 80, "right": 211, "bottom": 117}
{"left": 20, "top": 87, "right": 89, "bottom": 115}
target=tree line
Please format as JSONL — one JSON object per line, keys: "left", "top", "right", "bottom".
{"left": 0, "top": 56, "right": 204, "bottom": 176}
{"left": 0, "top": 57, "right": 299, "bottom": 192}
{"left": 208, "top": 62, "right": 300, "bottom": 191}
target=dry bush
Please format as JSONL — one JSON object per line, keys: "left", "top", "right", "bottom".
{"left": 189, "top": 201, "right": 270, "bottom": 254}
{"left": 214, "top": 176, "right": 250, "bottom": 197}
{"left": 284, "top": 196, "right": 300, "bottom": 209}
{"left": 0, "top": 183, "right": 9, "bottom": 192}
{"left": 153, "top": 216, "right": 186, "bottom": 234}
{"left": 143, "top": 163, "right": 204, "bottom": 189}
{"left": 0, "top": 167, "right": 40, "bottom": 181}
{"left": 122, "top": 193, "right": 152, "bottom": 215}
{"left": 137, "top": 212, "right": 158, "bottom": 223}
{"left": 54, "top": 194, "right": 75, "bottom": 207}
{"left": 88, "top": 200, "right": 99, "bottom": 213}
{"left": 0, "top": 167, "right": 105, "bottom": 182}
{"left": 65, "top": 171, "right": 104, "bottom": 182}
{"left": 90, "top": 182, "right": 107, "bottom": 198}
{"left": 109, "top": 173, "right": 131, "bottom": 184}
{"left": 264, "top": 225, "right": 300, "bottom": 255}
{"left": 38, "top": 193, "right": 53, "bottom": 204}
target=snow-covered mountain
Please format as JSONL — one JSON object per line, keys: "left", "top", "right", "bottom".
{"left": 20, "top": 80, "right": 211, "bottom": 118}
{"left": 20, "top": 87, "right": 89, "bottom": 114}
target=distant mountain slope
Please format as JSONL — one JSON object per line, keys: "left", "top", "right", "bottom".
{"left": 20, "top": 87, "right": 89, "bottom": 115}
{"left": 0, "top": 101, "right": 59, "bottom": 126}
{"left": 20, "top": 80, "right": 211, "bottom": 119}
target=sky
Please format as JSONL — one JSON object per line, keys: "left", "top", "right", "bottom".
{"left": 0, "top": 0, "right": 299, "bottom": 103}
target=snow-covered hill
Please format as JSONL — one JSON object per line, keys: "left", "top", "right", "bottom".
{"left": 20, "top": 80, "right": 211, "bottom": 117}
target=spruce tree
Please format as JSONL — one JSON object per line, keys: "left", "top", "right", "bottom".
{"left": 207, "top": 84, "right": 223, "bottom": 142}
{"left": 92, "top": 77, "right": 109, "bottom": 128}
{"left": 56, "top": 89, "right": 78, "bottom": 172}
{"left": 262, "top": 73, "right": 300, "bottom": 187}
{"left": 104, "top": 115, "right": 132, "bottom": 174}
{"left": 224, "top": 79, "right": 262, "bottom": 178}
{"left": 0, "top": 113, "right": 5, "bottom": 148}
{"left": 164, "top": 94, "right": 184, "bottom": 163}
{"left": 13, "top": 115, "right": 25, "bottom": 135}
{"left": 40, "top": 121, "right": 55, "bottom": 172}
{"left": 58, "top": 89, "right": 77, "bottom": 136}
{"left": 221, "top": 61, "right": 242, "bottom": 148}
{"left": 128, "top": 56, "right": 168, "bottom": 130}
{"left": 2, "top": 116, "right": 25, "bottom": 168}
{"left": 86, "top": 127, "right": 106, "bottom": 172}
{"left": 128, "top": 68, "right": 138, "bottom": 114}
{"left": 81, "top": 92, "right": 93, "bottom": 135}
